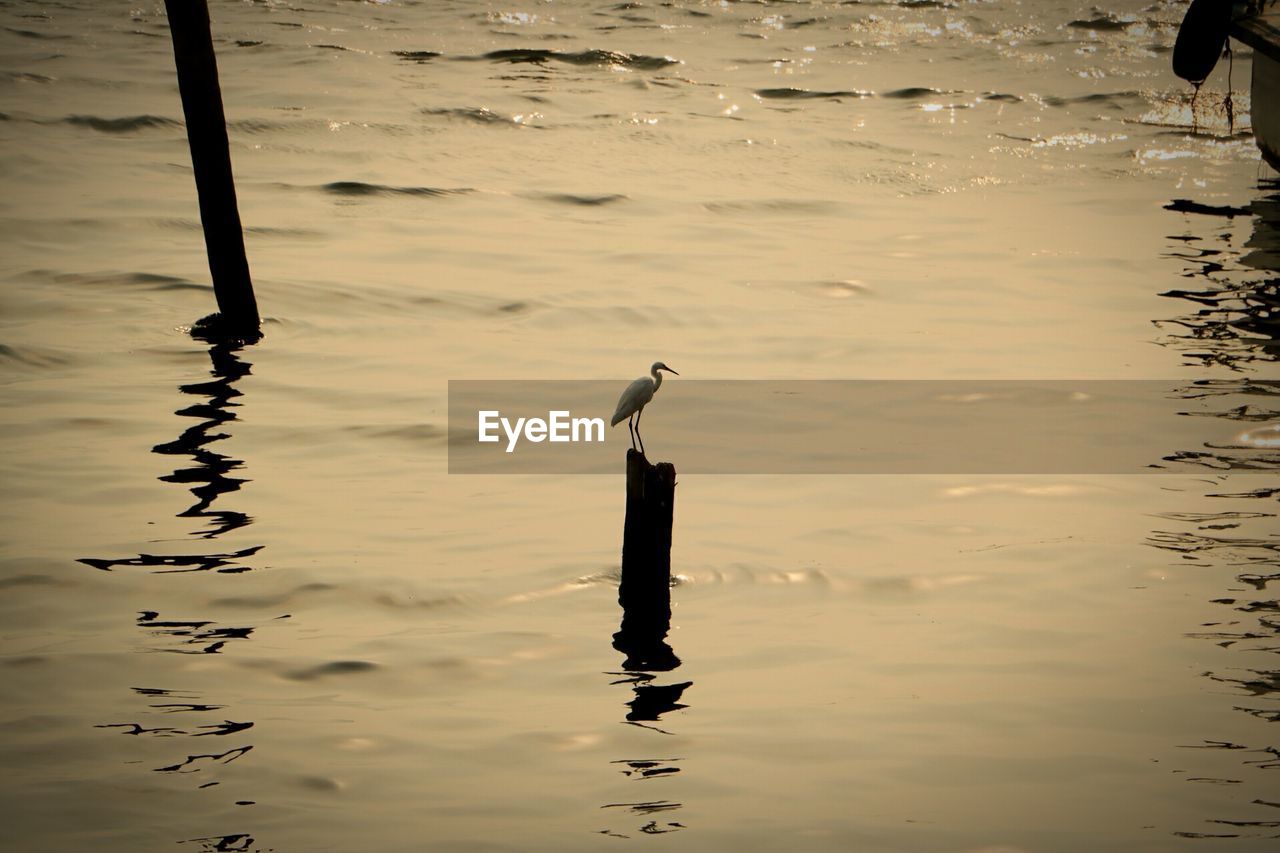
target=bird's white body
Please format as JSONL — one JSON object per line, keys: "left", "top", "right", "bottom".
{"left": 612, "top": 375, "right": 659, "bottom": 426}
{"left": 611, "top": 362, "right": 677, "bottom": 453}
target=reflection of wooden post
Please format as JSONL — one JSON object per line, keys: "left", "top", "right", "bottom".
{"left": 165, "top": 0, "right": 260, "bottom": 333}
{"left": 615, "top": 449, "right": 679, "bottom": 672}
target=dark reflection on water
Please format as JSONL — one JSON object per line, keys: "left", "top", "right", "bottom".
{"left": 613, "top": 606, "right": 681, "bottom": 675}
{"left": 611, "top": 757, "right": 683, "bottom": 780}
{"left": 611, "top": 671, "right": 693, "bottom": 729}
{"left": 79, "top": 327, "right": 264, "bottom": 847}
{"left": 1158, "top": 189, "right": 1280, "bottom": 371}
{"left": 78, "top": 544, "right": 263, "bottom": 574}
{"left": 78, "top": 328, "right": 262, "bottom": 573}
{"left": 95, "top": 686, "right": 253, "bottom": 739}
{"left": 155, "top": 744, "right": 254, "bottom": 775}
{"left": 1156, "top": 379, "right": 1280, "bottom": 470}
{"left": 603, "top": 490, "right": 691, "bottom": 839}
{"left": 177, "top": 834, "right": 257, "bottom": 853}
{"left": 1156, "top": 186, "right": 1280, "bottom": 841}
{"left": 95, "top": 685, "right": 256, "bottom": 779}
{"left": 136, "top": 609, "right": 256, "bottom": 654}
{"left": 152, "top": 340, "right": 254, "bottom": 539}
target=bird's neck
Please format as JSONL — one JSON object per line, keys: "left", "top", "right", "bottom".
{"left": 652, "top": 370, "right": 663, "bottom": 392}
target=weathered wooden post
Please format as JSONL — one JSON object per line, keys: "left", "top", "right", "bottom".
{"left": 614, "top": 449, "right": 679, "bottom": 672}
{"left": 165, "top": 0, "right": 260, "bottom": 334}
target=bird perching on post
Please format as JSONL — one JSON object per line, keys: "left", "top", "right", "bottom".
{"left": 613, "top": 363, "right": 679, "bottom": 656}
{"left": 611, "top": 362, "right": 678, "bottom": 457}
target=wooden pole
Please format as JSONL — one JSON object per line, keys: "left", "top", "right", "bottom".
{"left": 165, "top": 0, "right": 260, "bottom": 333}
{"left": 614, "top": 449, "right": 679, "bottom": 672}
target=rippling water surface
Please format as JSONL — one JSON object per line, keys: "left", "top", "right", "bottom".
{"left": 3, "top": 0, "right": 1280, "bottom": 850}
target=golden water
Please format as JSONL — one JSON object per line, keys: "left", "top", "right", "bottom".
{"left": 2, "top": 1, "right": 1278, "bottom": 850}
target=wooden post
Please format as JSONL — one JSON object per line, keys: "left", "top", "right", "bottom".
{"left": 165, "top": 0, "right": 260, "bottom": 333}
{"left": 614, "top": 449, "right": 679, "bottom": 672}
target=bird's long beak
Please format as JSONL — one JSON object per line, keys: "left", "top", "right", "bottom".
{"left": 667, "top": 367, "right": 679, "bottom": 375}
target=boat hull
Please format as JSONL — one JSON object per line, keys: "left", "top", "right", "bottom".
{"left": 1252, "top": 50, "right": 1280, "bottom": 171}
{"left": 1229, "top": 9, "right": 1280, "bottom": 171}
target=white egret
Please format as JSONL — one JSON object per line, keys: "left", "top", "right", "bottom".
{"left": 611, "top": 361, "right": 678, "bottom": 455}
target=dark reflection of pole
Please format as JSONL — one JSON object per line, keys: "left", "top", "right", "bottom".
{"left": 81, "top": 323, "right": 265, "bottom": 849}
{"left": 152, "top": 326, "right": 256, "bottom": 540}
{"left": 602, "top": 450, "right": 690, "bottom": 838}
{"left": 78, "top": 325, "right": 263, "bottom": 572}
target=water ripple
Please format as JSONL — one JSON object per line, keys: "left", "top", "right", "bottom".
{"left": 470, "top": 48, "right": 678, "bottom": 69}
{"left": 61, "top": 114, "right": 181, "bottom": 133}
{"left": 320, "top": 181, "right": 473, "bottom": 198}
{"left": 422, "top": 106, "right": 539, "bottom": 127}
{"left": 1067, "top": 15, "right": 1138, "bottom": 31}
{"left": 526, "top": 191, "right": 627, "bottom": 206}
{"left": 392, "top": 49, "right": 440, "bottom": 63}
{"left": 0, "top": 70, "right": 55, "bottom": 83}
{"left": 754, "top": 86, "right": 871, "bottom": 100}
{"left": 286, "top": 660, "right": 379, "bottom": 681}
{"left": 882, "top": 86, "right": 954, "bottom": 99}
{"left": 0, "top": 343, "right": 75, "bottom": 369}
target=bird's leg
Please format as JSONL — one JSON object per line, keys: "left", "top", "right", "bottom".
{"left": 635, "top": 407, "right": 645, "bottom": 457}
{"left": 627, "top": 414, "right": 638, "bottom": 451}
